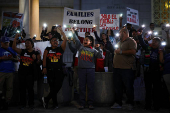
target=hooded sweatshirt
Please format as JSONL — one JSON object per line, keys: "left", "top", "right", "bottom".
{"left": 73, "top": 33, "right": 103, "bottom": 68}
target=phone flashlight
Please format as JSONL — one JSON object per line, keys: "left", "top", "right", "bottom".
{"left": 142, "top": 24, "right": 145, "bottom": 28}
{"left": 115, "top": 44, "right": 118, "bottom": 49}
{"left": 120, "top": 14, "right": 123, "bottom": 17}
{"left": 34, "top": 34, "right": 37, "bottom": 37}
{"left": 161, "top": 41, "right": 166, "bottom": 46}
{"left": 68, "top": 33, "right": 73, "bottom": 37}
{"left": 166, "top": 24, "right": 170, "bottom": 27}
{"left": 116, "top": 33, "right": 119, "bottom": 37}
{"left": 93, "top": 25, "right": 96, "bottom": 27}
{"left": 154, "top": 32, "right": 158, "bottom": 35}
{"left": 43, "top": 23, "right": 47, "bottom": 28}
{"left": 148, "top": 31, "right": 152, "bottom": 34}
{"left": 16, "top": 30, "right": 20, "bottom": 33}
{"left": 64, "top": 25, "right": 67, "bottom": 28}
{"left": 74, "top": 24, "right": 77, "bottom": 27}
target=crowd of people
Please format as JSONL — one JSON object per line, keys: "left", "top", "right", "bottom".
{"left": 0, "top": 22, "right": 170, "bottom": 113}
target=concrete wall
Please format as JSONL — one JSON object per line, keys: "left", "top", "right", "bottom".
{"left": 74, "top": 0, "right": 151, "bottom": 30}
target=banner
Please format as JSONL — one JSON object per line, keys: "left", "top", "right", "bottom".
{"left": 63, "top": 7, "right": 100, "bottom": 38}
{"left": 1, "top": 12, "right": 24, "bottom": 39}
{"left": 100, "top": 14, "right": 119, "bottom": 30}
{"left": 127, "top": 7, "right": 139, "bottom": 26}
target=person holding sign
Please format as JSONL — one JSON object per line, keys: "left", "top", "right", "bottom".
{"left": 12, "top": 34, "right": 41, "bottom": 110}
{"left": 42, "top": 26, "right": 67, "bottom": 110}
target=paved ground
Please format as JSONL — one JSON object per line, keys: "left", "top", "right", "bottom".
{"left": 0, "top": 100, "right": 169, "bottom": 113}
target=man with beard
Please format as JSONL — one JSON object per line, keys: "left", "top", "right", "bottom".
{"left": 111, "top": 28, "right": 137, "bottom": 110}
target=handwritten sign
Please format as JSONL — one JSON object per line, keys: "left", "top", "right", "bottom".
{"left": 100, "top": 14, "right": 119, "bottom": 30}
{"left": 127, "top": 7, "right": 139, "bottom": 26}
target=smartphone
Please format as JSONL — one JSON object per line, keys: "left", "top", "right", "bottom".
{"left": 16, "top": 30, "right": 20, "bottom": 33}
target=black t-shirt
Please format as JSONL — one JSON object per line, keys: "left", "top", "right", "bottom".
{"left": 46, "top": 46, "right": 64, "bottom": 69}
{"left": 19, "top": 49, "right": 39, "bottom": 74}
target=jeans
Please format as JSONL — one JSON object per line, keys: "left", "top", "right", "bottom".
{"left": 78, "top": 68, "right": 95, "bottom": 106}
{"left": 46, "top": 68, "right": 64, "bottom": 106}
{"left": 113, "top": 68, "right": 135, "bottom": 106}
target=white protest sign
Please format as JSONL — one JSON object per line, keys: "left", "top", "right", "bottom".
{"left": 127, "top": 7, "right": 139, "bottom": 26}
{"left": 100, "top": 14, "right": 119, "bottom": 30}
{"left": 63, "top": 7, "right": 100, "bottom": 37}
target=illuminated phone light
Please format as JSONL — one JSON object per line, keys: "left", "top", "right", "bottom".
{"left": 17, "top": 30, "right": 20, "bottom": 33}
{"left": 116, "top": 33, "right": 119, "bottom": 37}
{"left": 115, "top": 44, "right": 118, "bottom": 49}
{"left": 142, "top": 24, "right": 145, "bottom": 28}
{"left": 64, "top": 25, "right": 67, "bottom": 28}
{"left": 154, "top": 32, "right": 158, "bottom": 35}
{"left": 34, "top": 34, "right": 37, "bottom": 37}
{"left": 93, "top": 25, "right": 96, "bottom": 27}
{"left": 56, "top": 24, "right": 58, "bottom": 27}
{"left": 74, "top": 24, "right": 77, "bottom": 27}
{"left": 148, "top": 31, "right": 152, "bottom": 34}
{"left": 166, "top": 24, "right": 170, "bottom": 27}
{"left": 68, "top": 33, "right": 72, "bottom": 37}
{"left": 161, "top": 41, "right": 166, "bottom": 46}
{"left": 120, "top": 14, "right": 123, "bottom": 17}
{"left": 43, "top": 23, "right": 47, "bottom": 27}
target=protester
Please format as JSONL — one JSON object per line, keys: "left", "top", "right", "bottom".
{"left": 68, "top": 38, "right": 79, "bottom": 99}
{"left": 42, "top": 26, "right": 67, "bottom": 110}
{"left": 0, "top": 36, "right": 18, "bottom": 110}
{"left": 159, "top": 30, "right": 170, "bottom": 113}
{"left": 12, "top": 34, "right": 41, "bottom": 110}
{"left": 93, "top": 27, "right": 114, "bottom": 53}
{"left": 106, "top": 29, "right": 117, "bottom": 48}
{"left": 51, "top": 25, "right": 62, "bottom": 41}
{"left": 111, "top": 28, "right": 137, "bottom": 110}
{"left": 143, "top": 23, "right": 155, "bottom": 44}
{"left": 95, "top": 42, "right": 113, "bottom": 72}
{"left": 126, "top": 23, "right": 133, "bottom": 37}
{"left": 138, "top": 30, "right": 162, "bottom": 111}
{"left": 40, "top": 26, "right": 48, "bottom": 41}
{"left": 71, "top": 28, "right": 103, "bottom": 110}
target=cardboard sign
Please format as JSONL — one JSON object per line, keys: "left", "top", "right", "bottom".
{"left": 127, "top": 7, "right": 139, "bottom": 26}
{"left": 100, "top": 14, "right": 119, "bottom": 30}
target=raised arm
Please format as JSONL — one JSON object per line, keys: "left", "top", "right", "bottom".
{"left": 138, "top": 34, "right": 149, "bottom": 50}
{"left": 58, "top": 26, "right": 67, "bottom": 51}
{"left": 94, "top": 44, "right": 103, "bottom": 58}
{"left": 68, "top": 40, "right": 77, "bottom": 53}
{"left": 12, "top": 33, "right": 22, "bottom": 54}
{"left": 93, "top": 27, "right": 102, "bottom": 43}
{"left": 71, "top": 29, "right": 82, "bottom": 50}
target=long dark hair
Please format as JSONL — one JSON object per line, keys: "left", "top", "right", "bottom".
{"left": 101, "top": 33, "right": 109, "bottom": 41}
{"left": 106, "top": 29, "right": 115, "bottom": 37}
{"left": 86, "top": 36, "right": 95, "bottom": 47}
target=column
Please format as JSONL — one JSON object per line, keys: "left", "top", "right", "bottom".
{"left": 30, "top": 0, "right": 40, "bottom": 40}
{"left": 19, "top": 0, "right": 31, "bottom": 39}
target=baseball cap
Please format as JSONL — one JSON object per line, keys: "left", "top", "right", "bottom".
{"left": 1, "top": 36, "right": 10, "bottom": 43}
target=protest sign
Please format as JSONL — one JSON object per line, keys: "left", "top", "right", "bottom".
{"left": 100, "top": 14, "right": 119, "bottom": 30}
{"left": 1, "top": 12, "right": 24, "bottom": 39}
{"left": 127, "top": 7, "right": 139, "bottom": 26}
{"left": 63, "top": 7, "right": 100, "bottom": 37}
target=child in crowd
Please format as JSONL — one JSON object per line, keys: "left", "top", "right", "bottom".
{"left": 71, "top": 28, "right": 103, "bottom": 110}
